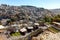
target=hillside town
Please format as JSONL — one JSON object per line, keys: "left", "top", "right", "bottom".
{"left": 0, "top": 4, "right": 60, "bottom": 40}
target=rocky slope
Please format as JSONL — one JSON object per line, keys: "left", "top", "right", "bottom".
{"left": 32, "top": 31, "right": 60, "bottom": 40}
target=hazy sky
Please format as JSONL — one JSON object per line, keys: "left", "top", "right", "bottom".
{"left": 0, "top": 0, "right": 60, "bottom": 9}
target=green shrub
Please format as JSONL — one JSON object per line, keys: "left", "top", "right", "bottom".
{"left": 11, "top": 32, "right": 21, "bottom": 36}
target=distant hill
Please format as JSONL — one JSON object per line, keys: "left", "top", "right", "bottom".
{"left": 50, "top": 9, "right": 60, "bottom": 15}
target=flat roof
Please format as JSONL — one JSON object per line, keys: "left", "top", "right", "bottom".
{"left": 27, "top": 27, "right": 33, "bottom": 29}
{"left": 0, "top": 25, "right": 5, "bottom": 29}
{"left": 34, "top": 23, "right": 39, "bottom": 25}
{"left": 20, "top": 28, "right": 27, "bottom": 32}
{"left": 53, "top": 22, "right": 60, "bottom": 25}
{"left": 11, "top": 24, "right": 18, "bottom": 27}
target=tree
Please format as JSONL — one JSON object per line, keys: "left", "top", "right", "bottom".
{"left": 52, "top": 15, "right": 60, "bottom": 22}
{"left": 44, "top": 16, "right": 52, "bottom": 22}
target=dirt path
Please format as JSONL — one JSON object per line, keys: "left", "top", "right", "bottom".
{"left": 0, "top": 34, "right": 8, "bottom": 40}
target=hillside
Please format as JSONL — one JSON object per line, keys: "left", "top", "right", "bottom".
{"left": 0, "top": 4, "right": 53, "bottom": 21}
